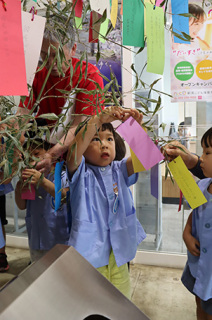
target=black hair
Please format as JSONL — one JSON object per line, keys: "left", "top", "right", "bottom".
{"left": 189, "top": 4, "right": 206, "bottom": 23}
{"left": 23, "top": 139, "right": 52, "bottom": 152}
{"left": 75, "top": 121, "right": 126, "bottom": 161}
{"left": 201, "top": 127, "right": 212, "bottom": 148}
{"left": 101, "top": 123, "right": 126, "bottom": 161}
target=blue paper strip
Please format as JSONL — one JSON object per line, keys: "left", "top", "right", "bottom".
{"left": 55, "top": 161, "right": 64, "bottom": 211}
{"left": 151, "top": 163, "right": 158, "bottom": 199}
{"left": 0, "top": 221, "right": 5, "bottom": 249}
{"left": 171, "top": 0, "right": 190, "bottom": 44}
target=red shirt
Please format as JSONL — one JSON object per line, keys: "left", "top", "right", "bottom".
{"left": 19, "top": 57, "right": 104, "bottom": 126}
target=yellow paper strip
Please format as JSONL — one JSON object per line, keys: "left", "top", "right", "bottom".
{"left": 168, "top": 156, "right": 207, "bottom": 209}
{"left": 111, "top": 0, "right": 118, "bottom": 28}
{"left": 130, "top": 148, "right": 146, "bottom": 173}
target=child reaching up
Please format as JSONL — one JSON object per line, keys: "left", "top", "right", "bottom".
{"left": 182, "top": 127, "right": 212, "bottom": 320}
{"left": 66, "top": 106, "right": 146, "bottom": 299}
{"left": 15, "top": 139, "right": 70, "bottom": 263}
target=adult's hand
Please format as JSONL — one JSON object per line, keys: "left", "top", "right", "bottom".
{"left": 35, "top": 152, "right": 53, "bottom": 175}
{"left": 162, "top": 140, "right": 199, "bottom": 170}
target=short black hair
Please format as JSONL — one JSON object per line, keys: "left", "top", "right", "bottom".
{"left": 23, "top": 139, "right": 52, "bottom": 152}
{"left": 101, "top": 123, "right": 126, "bottom": 161}
{"left": 201, "top": 127, "right": 212, "bottom": 148}
{"left": 75, "top": 121, "right": 126, "bottom": 161}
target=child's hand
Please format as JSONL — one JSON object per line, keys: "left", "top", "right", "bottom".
{"left": 184, "top": 233, "right": 200, "bottom": 257}
{"left": 99, "top": 107, "right": 143, "bottom": 124}
{"left": 22, "top": 168, "right": 42, "bottom": 185}
{"left": 123, "top": 108, "right": 143, "bottom": 124}
{"left": 99, "top": 106, "right": 126, "bottom": 123}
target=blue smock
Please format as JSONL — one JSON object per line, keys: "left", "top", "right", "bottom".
{"left": 25, "top": 172, "right": 70, "bottom": 251}
{"left": 68, "top": 157, "right": 146, "bottom": 268}
{"left": 187, "top": 178, "right": 212, "bottom": 301}
{"left": 0, "top": 182, "right": 13, "bottom": 195}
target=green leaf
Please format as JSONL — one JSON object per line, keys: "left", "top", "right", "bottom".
{"left": 37, "top": 113, "right": 58, "bottom": 121}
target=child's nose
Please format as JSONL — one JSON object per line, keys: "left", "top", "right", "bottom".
{"left": 101, "top": 140, "right": 108, "bottom": 148}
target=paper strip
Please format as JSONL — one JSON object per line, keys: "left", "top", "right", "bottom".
{"left": 89, "top": 0, "right": 111, "bottom": 19}
{"left": 75, "top": 16, "right": 82, "bottom": 30}
{"left": 73, "top": 0, "right": 83, "bottom": 18}
{"left": 55, "top": 161, "right": 64, "bottom": 211}
{"left": 155, "top": 0, "right": 165, "bottom": 11}
{"left": 89, "top": 11, "right": 99, "bottom": 43}
{"left": 0, "top": 0, "right": 28, "bottom": 95}
{"left": 146, "top": 2, "right": 165, "bottom": 75}
{"left": 171, "top": 0, "right": 190, "bottom": 44}
{"left": 123, "top": 0, "right": 144, "bottom": 47}
{"left": 22, "top": 12, "right": 46, "bottom": 90}
{"left": 130, "top": 148, "right": 146, "bottom": 173}
{"left": 99, "top": 18, "right": 109, "bottom": 43}
{"left": 116, "top": 117, "right": 164, "bottom": 170}
{"left": 151, "top": 164, "right": 158, "bottom": 199}
{"left": 168, "top": 156, "right": 207, "bottom": 209}
{"left": 21, "top": 184, "right": 36, "bottom": 200}
{"left": 92, "top": 11, "right": 102, "bottom": 41}
{"left": 111, "top": 0, "right": 118, "bottom": 28}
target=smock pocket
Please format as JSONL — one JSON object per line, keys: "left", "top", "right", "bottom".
{"left": 69, "top": 219, "right": 97, "bottom": 257}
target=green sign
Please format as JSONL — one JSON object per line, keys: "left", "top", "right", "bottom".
{"left": 174, "top": 61, "right": 194, "bottom": 81}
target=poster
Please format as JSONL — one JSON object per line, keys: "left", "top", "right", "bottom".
{"left": 170, "top": 0, "right": 212, "bottom": 102}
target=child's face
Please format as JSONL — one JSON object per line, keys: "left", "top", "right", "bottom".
{"left": 84, "top": 128, "right": 116, "bottom": 167}
{"left": 200, "top": 141, "right": 212, "bottom": 178}
{"left": 189, "top": 17, "right": 205, "bottom": 39}
{"left": 29, "top": 148, "right": 46, "bottom": 166}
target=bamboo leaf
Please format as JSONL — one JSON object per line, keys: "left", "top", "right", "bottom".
{"left": 37, "top": 113, "right": 58, "bottom": 121}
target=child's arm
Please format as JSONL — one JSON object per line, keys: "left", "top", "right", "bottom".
{"left": 125, "top": 109, "right": 143, "bottom": 176}
{"left": 22, "top": 169, "right": 69, "bottom": 201}
{"left": 183, "top": 212, "right": 200, "bottom": 256}
{"left": 67, "top": 106, "right": 135, "bottom": 174}
{"left": 15, "top": 180, "right": 27, "bottom": 210}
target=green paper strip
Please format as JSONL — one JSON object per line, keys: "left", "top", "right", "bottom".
{"left": 146, "top": 3, "right": 165, "bottom": 75}
{"left": 123, "top": 0, "right": 144, "bottom": 47}
{"left": 75, "top": 16, "right": 82, "bottom": 30}
{"left": 99, "top": 18, "right": 109, "bottom": 43}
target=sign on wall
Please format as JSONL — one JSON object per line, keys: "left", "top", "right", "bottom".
{"left": 170, "top": 0, "right": 212, "bottom": 102}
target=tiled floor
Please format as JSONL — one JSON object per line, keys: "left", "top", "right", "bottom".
{"left": 0, "top": 247, "right": 196, "bottom": 320}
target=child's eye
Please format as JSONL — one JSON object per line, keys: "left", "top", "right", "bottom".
{"left": 92, "top": 137, "right": 100, "bottom": 142}
{"left": 108, "top": 137, "right": 114, "bottom": 141}
{"left": 33, "top": 153, "right": 40, "bottom": 157}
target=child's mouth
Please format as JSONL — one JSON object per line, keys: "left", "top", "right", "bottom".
{"left": 101, "top": 152, "right": 109, "bottom": 158}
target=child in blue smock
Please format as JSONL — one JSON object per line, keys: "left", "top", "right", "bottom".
{"left": 0, "top": 182, "right": 13, "bottom": 271}
{"left": 182, "top": 127, "right": 212, "bottom": 319}
{"left": 67, "top": 106, "right": 146, "bottom": 299}
{"left": 15, "top": 139, "right": 70, "bottom": 262}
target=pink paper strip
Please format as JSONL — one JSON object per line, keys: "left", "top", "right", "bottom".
{"left": 116, "top": 117, "right": 164, "bottom": 170}
{"left": 0, "top": 0, "right": 28, "bottom": 95}
{"left": 155, "top": 0, "right": 165, "bottom": 11}
{"left": 21, "top": 184, "right": 36, "bottom": 200}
